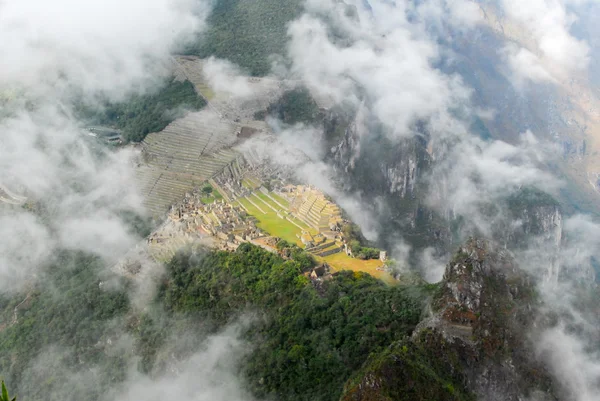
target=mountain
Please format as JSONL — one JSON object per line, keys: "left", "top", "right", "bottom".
{"left": 342, "top": 239, "right": 558, "bottom": 401}
{"left": 2, "top": 1, "right": 600, "bottom": 401}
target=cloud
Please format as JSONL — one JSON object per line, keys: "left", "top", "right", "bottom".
{"left": 512, "top": 213, "right": 600, "bottom": 401}
{"left": 0, "top": 0, "right": 209, "bottom": 100}
{"left": 0, "top": 0, "right": 210, "bottom": 293}
{"left": 426, "top": 130, "right": 560, "bottom": 237}
{"left": 499, "top": 0, "right": 592, "bottom": 85}
{"left": 268, "top": 3, "right": 600, "bottom": 401}
{"left": 413, "top": 0, "right": 483, "bottom": 32}
{"left": 16, "top": 322, "right": 258, "bottom": 401}
{"left": 0, "top": 212, "right": 53, "bottom": 292}
{"left": 107, "top": 322, "right": 257, "bottom": 401}
{"left": 502, "top": 44, "right": 558, "bottom": 88}
{"left": 202, "top": 57, "right": 254, "bottom": 99}
{"left": 286, "top": 0, "right": 474, "bottom": 140}
{"left": 416, "top": 247, "right": 447, "bottom": 283}
{"left": 536, "top": 326, "right": 600, "bottom": 401}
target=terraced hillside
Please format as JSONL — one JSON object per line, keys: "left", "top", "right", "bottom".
{"left": 136, "top": 109, "right": 239, "bottom": 217}
{"left": 174, "top": 56, "right": 293, "bottom": 122}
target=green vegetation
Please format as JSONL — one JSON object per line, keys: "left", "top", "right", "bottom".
{"left": 0, "top": 243, "right": 428, "bottom": 401}
{"left": 186, "top": 0, "right": 304, "bottom": 76}
{"left": 200, "top": 184, "right": 222, "bottom": 204}
{"left": 341, "top": 330, "right": 475, "bottom": 401}
{"left": 269, "top": 191, "right": 290, "bottom": 208}
{"left": 322, "top": 252, "right": 394, "bottom": 284}
{"left": 1, "top": 381, "right": 16, "bottom": 401}
{"left": 276, "top": 239, "right": 317, "bottom": 270}
{"left": 118, "top": 209, "right": 154, "bottom": 238}
{"left": 264, "top": 87, "right": 321, "bottom": 125}
{"left": 238, "top": 196, "right": 304, "bottom": 246}
{"left": 343, "top": 224, "right": 381, "bottom": 260}
{"left": 0, "top": 252, "right": 130, "bottom": 399}
{"left": 78, "top": 78, "right": 206, "bottom": 143}
{"left": 349, "top": 240, "right": 380, "bottom": 260}
{"left": 161, "top": 244, "right": 425, "bottom": 401}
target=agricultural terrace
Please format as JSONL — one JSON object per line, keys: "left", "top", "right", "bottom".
{"left": 237, "top": 195, "right": 308, "bottom": 247}
{"left": 135, "top": 109, "right": 238, "bottom": 217}
{"left": 173, "top": 56, "right": 293, "bottom": 123}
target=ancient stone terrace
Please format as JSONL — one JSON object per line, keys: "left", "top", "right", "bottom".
{"left": 286, "top": 186, "right": 343, "bottom": 233}
{"left": 136, "top": 109, "right": 239, "bottom": 217}
{"left": 173, "top": 56, "right": 294, "bottom": 122}
{"left": 146, "top": 187, "right": 265, "bottom": 260}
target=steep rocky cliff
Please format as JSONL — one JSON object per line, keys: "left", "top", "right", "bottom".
{"left": 329, "top": 111, "right": 572, "bottom": 265}
{"left": 341, "top": 239, "right": 560, "bottom": 401}
{"left": 330, "top": 113, "right": 454, "bottom": 252}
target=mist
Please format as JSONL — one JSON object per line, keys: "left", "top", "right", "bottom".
{"left": 277, "top": 1, "right": 600, "bottom": 400}
{"left": 0, "top": 0, "right": 210, "bottom": 292}
{"left": 1, "top": 0, "right": 600, "bottom": 400}
{"left": 0, "top": 0, "right": 260, "bottom": 399}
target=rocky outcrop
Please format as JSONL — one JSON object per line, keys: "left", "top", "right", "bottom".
{"left": 330, "top": 110, "right": 451, "bottom": 252}
{"left": 417, "top": 239, "right": 559, "bottom": 400}
{"left": 380, "top": 141, "right": 420, "bottom": 199}
{"left": 331, "top": 112, "right": 427, "bottom": 201}
{"left": 332, "top": 105, "right": 367, "bottom": 174}
{"left": 341, "top": 239, "right": 561, "bottom": 401}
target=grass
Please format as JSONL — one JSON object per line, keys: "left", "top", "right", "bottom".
{"left": 238, "top": 197, "right": 304, "bottom": 246}
{"left": 195, "top": 84, "right": 216, "bottom": 101}
{"left": 255, "top": 192, "right": 284, "bottom": 210}
{"left": 288, "top": 216, "right": 314, "bottom": 233}
{"left": 200, "top": 186, "right": 223, "bottom": 204}
{"left": 254, "top": 191, "right": 318, "bottom": 235}
{"left": 321, "top": 252, "right": 396, "bottom": 285}
{"left": 242, "top": 178, "right": 261, "bottom": 190}
{"left": 256, "top": 192, "right": 315, "bottom": 233}
{"left": 269, "top": 191, "right": 290, "bottom": 208}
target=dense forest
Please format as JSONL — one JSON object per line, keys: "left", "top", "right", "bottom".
{"left": 260, "top": 87, "right": 321, "bottom": 125}
{"left": 78, "top": 79, "right": 206, "bottom": 143}
{"left": 185, "top": 0, "right": 304, "bottom": 76}
{"left": 0, "top": 244, "right": 433, "bottom": 401}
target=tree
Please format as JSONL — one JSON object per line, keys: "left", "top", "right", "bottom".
{"left": 1, "top": 381, "right": 16, "bottom": 401}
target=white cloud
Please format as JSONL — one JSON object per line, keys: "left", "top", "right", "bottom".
{"left": 500, "top": 0, "right": 591, "bottom": 84}
{"left": 502, "top": 44, "right": 558, "bottom": 88}
{"left": 203, "top": 57, "right": 254, "bottom": 99}
{"left": 108, "top": 323, "right": 257, "bottom": 401}
{"left": 0, "top": 0, "right": 208, "bottom": 99}
{"left": 0, "top": 0, "right": 210, "bottom": 292}
{"left": 537, "top": 326, "right": 600, "bottom": 401}
{"left": 427, "top": 130, "right": 560, "bottom": 237}
{"left": 286, "top": 0, "right": 473, "bottom": 140}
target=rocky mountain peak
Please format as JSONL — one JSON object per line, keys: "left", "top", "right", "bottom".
{"left": 342, "top": 239, "right": 560, "bottom": 401}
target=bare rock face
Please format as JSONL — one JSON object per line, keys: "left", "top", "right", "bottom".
{"left": 380, "top": 141, "right": 420, "bottom": 199}
{"left": 333, "top": 114, "right": 363, "bottom": 174}
{"left": 331, "top": 116, "right": 427, "bottom": 201}
{"left": 421, "top": 239, "right": 558, "bottom": 401}
{"left": 341, "top": 239, "right": 561, "bottom": 401}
